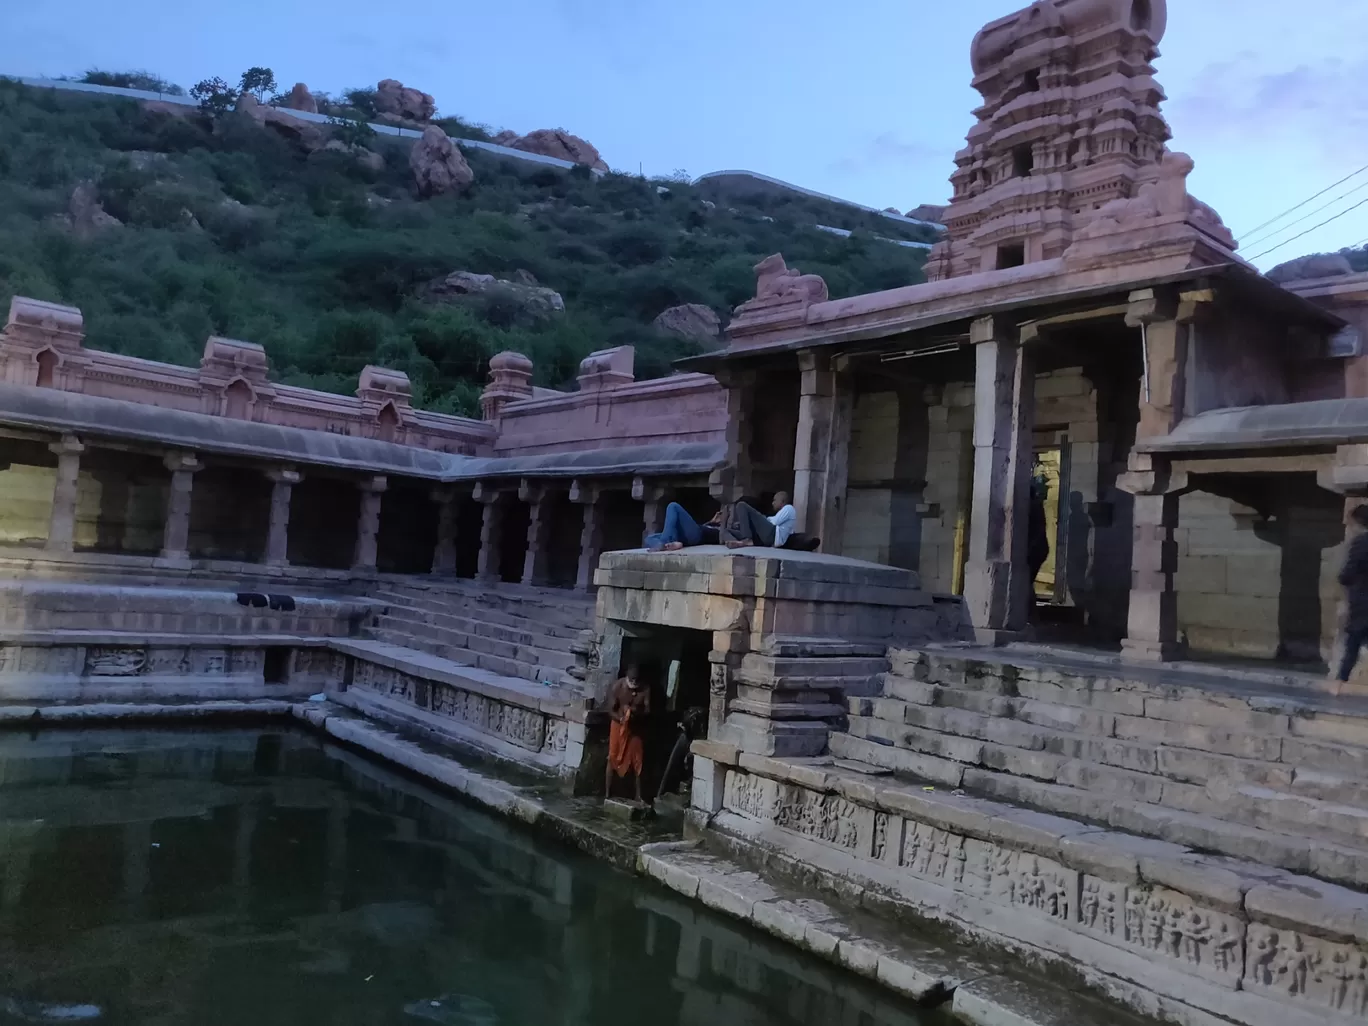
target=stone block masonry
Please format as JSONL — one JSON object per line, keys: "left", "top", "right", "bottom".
{"left": 693, "top": 745, "right": 1368, "bottom": 1026}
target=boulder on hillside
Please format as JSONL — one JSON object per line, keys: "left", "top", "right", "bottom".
{"left": 906, "top": 203, "right": 948, "bottom": 223}
{"left": 235, "top": 92, "right": 325, "bottom": 151}
{"left": 409, "top": 126, "right": 474, "bottom": 197}
{"left": 1267, "top": 252, "right": 1355, "bottom": 284}
{"left": 492, "top": 130, "right": 519, "bottom": 147}
{"left": 281, "top": 82, "right": 318, "bottom": 114}
{"left": 66, "top": 182, "right": 121, "bottom": 239}
{"left": 422, "top": 271, "right": 564, "bottom": 319}
{"left": 653, "top": 303, "right": 721, "bottom": 342}
{"left": 376, "top": 79, "right": 436, "bottom": 123}
{"left": 324, "top": 139, "right": 385, "bottom": 173}
{"left": 503, "top": 129, "right": 608, "bottom": 172}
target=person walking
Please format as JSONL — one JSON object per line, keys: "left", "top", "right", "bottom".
{"left": 1336, "top": 505, "right": 1368, "bottom": 686}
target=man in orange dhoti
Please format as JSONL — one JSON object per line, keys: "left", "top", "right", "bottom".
{"left": 605, "top": 663, "right": 650, "bottom": 803}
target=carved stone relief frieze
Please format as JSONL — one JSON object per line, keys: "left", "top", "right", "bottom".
{"left": 1245, "top": 924, "right": 1368, "bottom": 1018}
{"left": 84, "top": 647, "right": 147, "bottom": 676}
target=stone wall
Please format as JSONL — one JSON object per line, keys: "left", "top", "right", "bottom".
{"left": 1175, "top": 482, "right": 1344, "bottom": 661}
{"left": 841, "top": 390, "right": 927, "bottom": 570}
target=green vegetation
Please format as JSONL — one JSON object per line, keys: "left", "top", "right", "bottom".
{"left": 77, "top": 70, "right": 184, "bottom": 95}
{"left": 0, "top": 77, "right": 933, "bottom": 416}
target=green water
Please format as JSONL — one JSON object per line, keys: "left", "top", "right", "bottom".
{"left": 0, "top": 729, "right": 943, "bottom": 1026}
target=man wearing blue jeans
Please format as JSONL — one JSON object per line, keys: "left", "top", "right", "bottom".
{"left": 645, "top": 503, "right": 721, "bottom": 551}
{"left": 1337, "top": 504, "right": 1368, "bottom": 685}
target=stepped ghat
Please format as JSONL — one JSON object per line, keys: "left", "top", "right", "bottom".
{"left": 7, "top": 1, "right": 1368, "bottom": 1024}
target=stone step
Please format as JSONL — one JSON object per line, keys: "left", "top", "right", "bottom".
{"left": 384, "top": 598, "right": 589, "bottom": 637}
{"left": 378, "top": 605, "right": 581, "bottom": 649}
{"left": 847, "top": 701, "right": 1368, "bottom": 854}
{"left": 373, "top": 585, "right": 593, "bottom": 625}
{"left": 830, "top": 727, "right": 1368, "bottom": 888}
{"left": 378, "top": 619, "right": 577, "bottom": 674}
{"left": 365, "top": 629, "right": 568, "bottom": 686}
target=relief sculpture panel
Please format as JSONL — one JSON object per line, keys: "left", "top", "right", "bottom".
{"left": 84, "top": 647, "right": 148, "bottom": 676}
{"left": 1245, "top": 923, "right": 1368, "bottom": 1018}
{"left": 1076, "top": 881, "right": 1245, "bottom": 988}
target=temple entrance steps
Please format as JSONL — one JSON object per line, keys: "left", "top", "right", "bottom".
{"left": 363, "top": 580, "right": 595, "bottom": 686}
{"left": 833, "top": 643, "right": 1368, "bottom": 890}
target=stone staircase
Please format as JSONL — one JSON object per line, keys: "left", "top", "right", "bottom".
{"left": 364, "top": 580, "right": 595, "bottom": 687}
{"left": 836, "top": 644, "right": 1368, "bottom": 888}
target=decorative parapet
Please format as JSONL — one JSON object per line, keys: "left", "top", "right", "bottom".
{"left": 0, "top": 296, "right": 493, "bottom": 455}
{"left": 726, "top": 254, "right": 830, "bottom": 348}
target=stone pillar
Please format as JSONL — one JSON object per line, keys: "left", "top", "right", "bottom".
{"left": 714, "top": 368, "right": 756, "bottom": 502}
{"left": 474, "top": 481, "right": 503, "bottom": 582}
{"left": 792, "top": 350, "right": 852, "bottom": 547}
{"left": 46, "top": 434, "right": 84, "bottom": 554}
{"left": 1118, "top": 454, "right": 1188, "bottom": 662}
{"left": 264, "top": 467, "right": 301, "bottom": 567}
{"left": 520, "top": 479, "right": 552, "bottom": 586}
{"left": 431, "top": 486, "right": 458, "bottom": 575}
{"left": 633, "top": 476, "right": 667, "bottom": 542}
{"left": 351, "top": 475, "right": 387, "bottom": 571}
{"left": 963, "top": 315, "right": 1035, "bottom": 640}
{"left": 1126, "top": 287, "right": 1187, "bottom": 441}
{"left": 571, "top": 480, "right": 603, "bottom": 591}
{"left": 159, "top": 451, "right": 201, "bottom": 565}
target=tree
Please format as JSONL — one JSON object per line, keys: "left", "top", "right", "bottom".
{"left": 238, "top": 67, "right": 277, "bottom": 102}
{"left": 327, "top": 116, "right": 377, "bottom": 149}
{"left": 190, "top": 77, "right": 235, "bottom": 117}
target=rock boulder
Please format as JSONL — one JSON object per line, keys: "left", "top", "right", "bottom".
{"left": 409, "top": 126, "right": 474, "bottom": 197}
{"left": 66, "top": 182, "right": 121, "bottom": 239}
{"left": 1267, "top": 252, "right": 1356, "bottom": 284}
{"left": 324, "top": 140, "right": 385, "bottom": 173}
{"left": 423, "top": 271, "right": 564, "bottom": 319}
{"left": 905, "top": 203, "right": 948, "bottom": 223}
{"left": 653, "top": 304, "right": 721, "bottom": 342}
{"left": 376, "top": 79, "right": 436, "bottom": 123}
{"left": 503, "top": 129, "right": 608, "bottom": 172}
{"left": 235, "top": 92, "right": 325, "bottom": 151}
{"left": 281, "top": 83, "right": 318, "bottom": 114}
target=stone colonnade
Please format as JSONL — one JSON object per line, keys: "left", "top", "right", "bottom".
{"left": 31, "top": 433, "right": 696, "bottom": 589}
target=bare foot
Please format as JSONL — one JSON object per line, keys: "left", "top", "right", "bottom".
{"left": 662, "top": 541, "right": 684, "bottom": 551}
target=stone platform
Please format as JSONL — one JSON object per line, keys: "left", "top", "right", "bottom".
{"left": 588, "top": 547, "right": 970, "bottom": 757}
{"left": 689, "top": 640, "right": 1368, "bottom": 1026}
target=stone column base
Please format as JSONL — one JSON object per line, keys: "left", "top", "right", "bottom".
{"left": 1121, "top": 638, "right": 1185, "bottom": 663}
{"left": 973, "top": 627, "right": 1027, "bottom": 647}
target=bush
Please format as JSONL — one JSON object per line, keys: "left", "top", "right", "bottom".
{"left": 0, "top": 80, "right": 935, "bottom": 413}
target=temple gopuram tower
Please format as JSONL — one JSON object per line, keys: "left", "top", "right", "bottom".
{"left": 924, "top": 0, "right": 1233, "bottom": 280}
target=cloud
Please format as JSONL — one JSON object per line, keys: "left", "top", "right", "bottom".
{"left": 1168, "top": 52, "right": 1368, "bottom": 164}
{"left": 827, "top": 132, "right": 942, "bottom": 177}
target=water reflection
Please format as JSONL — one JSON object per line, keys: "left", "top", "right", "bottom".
{"left": 0, "top": 729, "right": 944, "bottom": 1026}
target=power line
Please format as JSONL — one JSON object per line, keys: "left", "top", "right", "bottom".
{"left": 1242, "top": 177, "right": 1368, "bottom": 249}
{"left": 1239, "top": 162, "right": 1368, "bottom": 240}
{"left": 1247, "top": 196, "right": 1368, "bottom": 261}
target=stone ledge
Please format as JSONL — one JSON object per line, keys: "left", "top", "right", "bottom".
{"left": 711, "top": 756, "right": 1368, "bottom": 1026}
{"left": 332, "top": 686, "right": 571, "bottom": 775}
{"left": 0, "top": 699, "right": 294, "bottom": 724}
{"left": 330, "top": 638, "right": 576, "bottom": 716}
{"left": 638, "top": 840, "right": 1152, "bottom": 1025}
{"left": 0, "top": 631, "right": 329, "bottom": 647}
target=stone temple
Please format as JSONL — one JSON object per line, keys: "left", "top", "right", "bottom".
{"left": 6, "top": 3, "right": 1368, "bottom": 1025}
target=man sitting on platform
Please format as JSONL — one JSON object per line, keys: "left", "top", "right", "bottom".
{"left": 722, "top": 492, "right": 797, "bottom": 549}
{"left": 645, "top": 503, "right": 721, "bottom": 551}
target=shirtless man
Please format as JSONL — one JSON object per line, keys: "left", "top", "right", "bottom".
{"left": 604, "top": 663, "right": 651, "bottom": 803}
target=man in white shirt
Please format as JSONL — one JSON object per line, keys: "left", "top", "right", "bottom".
{"left": 723, "top": 491, "right": 796, "bottom": 549}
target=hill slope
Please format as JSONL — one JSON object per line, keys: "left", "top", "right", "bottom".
{"left": 0, "top": 79, "right": 936, "bottom": 414}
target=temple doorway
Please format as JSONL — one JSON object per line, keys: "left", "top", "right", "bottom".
{"left": 611, "top": 624, "right": 712, "bottom": 802}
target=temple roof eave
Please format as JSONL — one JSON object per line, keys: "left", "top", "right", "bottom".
{"left": 1136, "top": 398, "right": 1368, "bottom": 455}
{"left": 676, "top": 262, "right": 1344, "bottom": 372}
{"left": 0, "top": 384, "right": 725, "bottom": 485}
